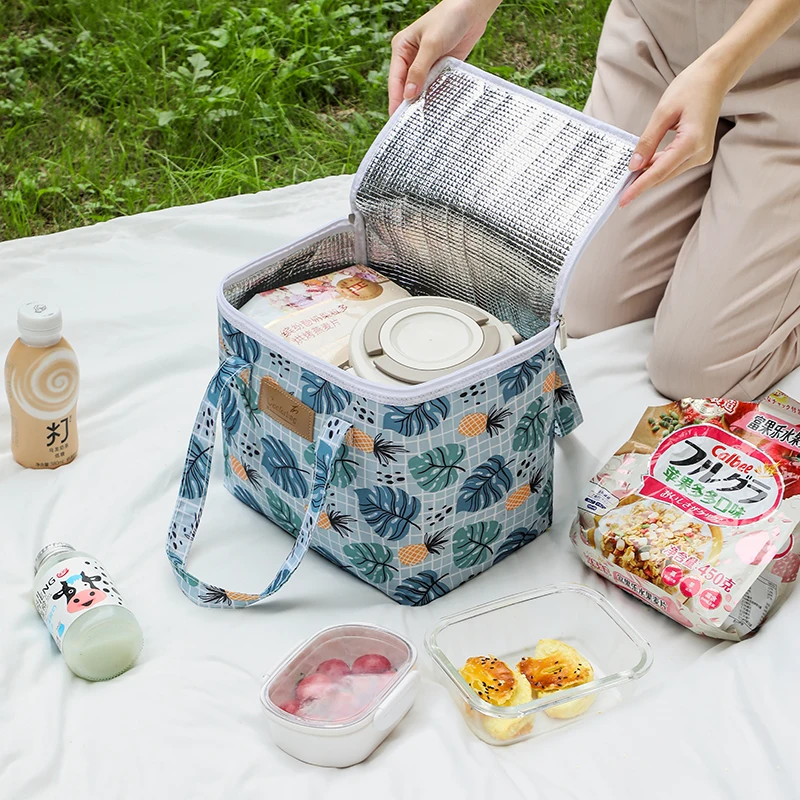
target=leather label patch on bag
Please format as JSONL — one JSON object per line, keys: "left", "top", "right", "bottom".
{"left": 258, "top": 377, "right": 315, "bottom": 441}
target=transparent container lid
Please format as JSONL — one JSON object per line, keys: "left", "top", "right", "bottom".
{"left": 426, "top": 584, "right": 653, "bottom": 737}
{"left": 261, "top": 623, "right": 416, "bottom": 732}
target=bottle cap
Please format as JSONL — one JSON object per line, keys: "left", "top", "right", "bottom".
{"left": 34, "top": 543, "right": 75, "bottom": 574}
{"left": 17, "top": 303, "right": 63, "bottom": 346}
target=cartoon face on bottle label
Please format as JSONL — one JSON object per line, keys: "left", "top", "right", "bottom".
{"left": 33, "top": 556, "right": 126, "bottom": 650}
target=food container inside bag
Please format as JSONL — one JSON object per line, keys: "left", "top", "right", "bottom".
{"left": 239, "top": 266, "right": 411, "bottom": 367}
{"left": 260, "top": 624, "right": 418, "bottom": 768}
{"left": 426, "top": 584, "right": 652, "bottom": 746}
{"left": 346, "top": 296, "right": 522, "bottom": 386}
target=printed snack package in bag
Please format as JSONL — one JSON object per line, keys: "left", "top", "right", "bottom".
{"left": 238, "top": 266, "right": 410, "bottom": 367}
{"left": 571, "top": 391, "right": 800, "bottom": 640}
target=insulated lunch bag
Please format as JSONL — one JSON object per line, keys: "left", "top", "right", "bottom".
{"left": 166, "top": 58, "right": 637, "bottom": 608}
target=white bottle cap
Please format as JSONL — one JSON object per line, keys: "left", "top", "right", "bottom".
{"left": 17, "top": 302, "right": 63, "bottom": 346}
{"left": 34, "top": 542, "right": 76, "bottom": 574}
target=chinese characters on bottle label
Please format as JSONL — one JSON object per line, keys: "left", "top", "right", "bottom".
{"left": 45, "top": 414, "right": 72, "bottom": 452}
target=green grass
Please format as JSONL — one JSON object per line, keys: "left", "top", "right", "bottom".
{"left": 0, "top": 0, "right": 608, "bottom": 240}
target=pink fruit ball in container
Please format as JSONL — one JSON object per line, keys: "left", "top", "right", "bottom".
{"left": 260, "top": 624, "right": 418, "bottom": 768}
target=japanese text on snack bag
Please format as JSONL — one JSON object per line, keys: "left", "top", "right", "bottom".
{"left": 662, "top": 544, "right": 700, "bottom": 569}
{"left": 641, "top": 425, "right": 782, "bottom": 526}
{"left": 741, "top": 412, "right": 800, "bottom": 452}
{"left": 697, "top": 564, "right": 736, "bottom": 592}
{"left": 612, "top": 573, "right": 668, "bottom": 611}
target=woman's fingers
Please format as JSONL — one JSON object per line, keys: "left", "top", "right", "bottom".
{"left": 389, "top": 31, "right": 418, "bottom": 114}
{"left": 388, "top": 0, "right": 495, "bottom": 112}
{"left": 404, "top": 36, "right": 444, "bottom": 101}
{"left": 388, "top": 47, "right": 412, "bottom": 114}
{"left": 616, "top": 49, "right": 726, "bottom": 203}
{"left": 619, "top": 145, "right": 692, "bottom": 207}
{"left": 628, "top": 106, "right": 678, "bottom": 171}
{"left": 388, "top": 29, "right": 441, "bottom": 112}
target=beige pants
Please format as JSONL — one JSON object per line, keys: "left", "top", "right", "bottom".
{"left": 564, "top": 0, "right": 800, "bottom": 401}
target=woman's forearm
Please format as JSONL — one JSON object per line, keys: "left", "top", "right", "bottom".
{"left": 622, "top": 0, "right": 800, "bottom": 204}
{"left": 700, "top": 0, "right": 800, "bottom": 89}
{"left": 467, "top": 0, "right": 502, "bottom": 18}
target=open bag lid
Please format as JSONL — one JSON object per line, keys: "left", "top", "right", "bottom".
{"left": 350, "top": 58, "right": 638, "bottom": 338}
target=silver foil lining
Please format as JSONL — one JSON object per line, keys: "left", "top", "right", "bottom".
{"left": 225, "top": 61, "right": 635, "bottom": 339}
{"left": 224, "top": 230, "right": 356, "bottom": 309}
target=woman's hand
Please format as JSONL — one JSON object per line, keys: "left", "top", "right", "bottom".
{"left": 389, "top": 0, "right": 501, "bottom": 114}
{"left": 620, "top": 0, "right": 800, "bottom": 205}
{"left": 619, "top": 58, "right": 730, "bottom": 207}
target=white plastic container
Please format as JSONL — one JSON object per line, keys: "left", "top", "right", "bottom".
{"left": 260, "top": 623, "right": 419, "bottom": 767}
{"left": 33, "top": 543, "right": 143, "bottom": 681}
{"left": 348, "top": 296, "right": 520, "bottom": 386}
{"left": 426, "top": 584, "right": 653, "bottom": 745}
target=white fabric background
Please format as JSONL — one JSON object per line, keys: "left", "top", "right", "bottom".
{"left": 1, "top": 175, "right": 797, "bottom": 799}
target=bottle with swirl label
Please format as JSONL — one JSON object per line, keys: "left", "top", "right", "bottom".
{"left": 4, "top": 302, "right": 79, "bottom": 469}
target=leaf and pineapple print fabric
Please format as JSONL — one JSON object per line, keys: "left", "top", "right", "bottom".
{"left": 167, "top": 354, "right": 352, "bottom": 608}
{"left": 167, "top": 315, "right": 582, "bottom": 607}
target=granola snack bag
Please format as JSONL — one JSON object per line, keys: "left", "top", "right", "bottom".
{"left": 571, "top": 391, "right": 800, "bottom": 640}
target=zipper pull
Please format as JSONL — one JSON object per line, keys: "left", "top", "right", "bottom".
{"left": 558, "top": 314, "right": 568, "bottom": 349}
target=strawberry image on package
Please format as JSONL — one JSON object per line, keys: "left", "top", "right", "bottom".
{"left": 571, "top": 392, "right": 800, "bottom": 640}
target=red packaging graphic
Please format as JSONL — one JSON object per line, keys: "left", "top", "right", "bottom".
{"left": 571, "top": 393, "right": 800, "bottom": 640}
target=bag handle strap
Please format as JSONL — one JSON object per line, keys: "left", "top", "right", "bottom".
{"left": 166, "top": 356, "right": 351, "bottom": 608}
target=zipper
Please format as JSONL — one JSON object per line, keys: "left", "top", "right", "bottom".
{"left": 218, "top": 289, "right": 557, "bottom": 406}
{"left": 219, "top": 220, "right": 559, "bottom": 404}
{"left": 558, "top": 314, "right": 568, "bottom": 349}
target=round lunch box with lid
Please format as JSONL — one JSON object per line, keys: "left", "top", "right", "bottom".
{"left": 347, "top": 296, "right": 521, "bottom": 386}
{"left": 260, "top": 623, "right": 419, "bottom": 768}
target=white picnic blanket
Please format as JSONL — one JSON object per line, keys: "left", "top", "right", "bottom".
{"left": 1, "top": 175, "right": 797, "bottom": 799}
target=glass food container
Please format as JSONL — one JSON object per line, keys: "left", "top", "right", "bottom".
{"left": 260, "top": 623, "right": 419, "bottom": 768}
{"left": 426, "top": 583, "right": 653, "bottom": 746}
